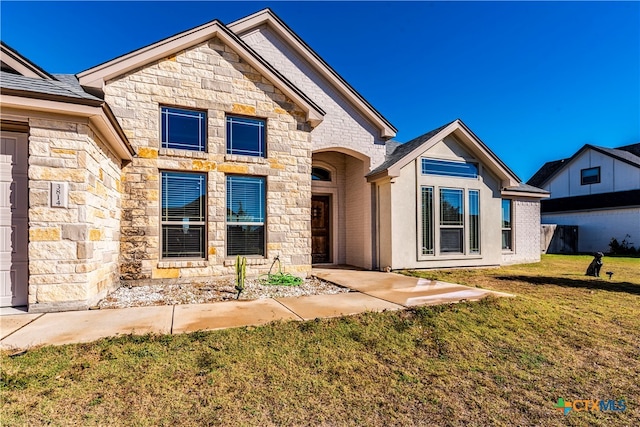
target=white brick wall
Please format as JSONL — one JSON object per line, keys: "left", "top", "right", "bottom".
{"left": 502, "top": 198, "right": 542, "bottom": 264}
{"left": 240, "top": 27, "right": 387, "bottom": 170}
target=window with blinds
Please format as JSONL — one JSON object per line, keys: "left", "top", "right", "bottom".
{"left": 161, "top": 107, "right": 206, "bottom": 151}
{"left": 226, "top": 176, "right": 266, "bottom": 256}
{"left": 421, "top": 186, "right": 434, "bottom": 255}
{"left": 226, "top": 116, "right": 266, "bottom": 157}
{"left": 161, "top": 172, "right": 206, "bottom": 258}
{"left": 440, "top": 188, "right": 464, "bottom": 253}
{"left": 469, "top": 190, "right": 480, "bottom": 254}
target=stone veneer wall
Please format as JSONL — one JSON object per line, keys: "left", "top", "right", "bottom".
{"left": 502, "top": 198, "right": 542, "bottom": 265}
{"left": 28, "top": 117, "right": 122, "bottom": 312}
{"left": 104, "top": 37, "right": 312, "bottom": 281}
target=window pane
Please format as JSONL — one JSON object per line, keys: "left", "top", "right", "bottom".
{"left": 227, "top": 176, "right": 265, "bottom": 256}
{"left": 226, "top": 116, "right": 265, "bottom": 157}
{"left": 312, "top": 167, "right": 332, "bottom": 181}
{"left": 421, "top": 187, "right": 434, "bottom": 255}
{"left": 502, "top": 230, "right": 512, "bottom": 250}
{"left": 502, "top": 199, "right": 512, "bottom": 250}
{"left": 162, "top": 172, "right": 206, "bottom": 222}
{"left": 162, "top": 225, "right": 205, "bottom": 258}
{"left": 501, "top": 199, "right": 511, "bottom": 229}
{"left": 469, "top": 190, "right": 480, "bottom": 254}
{"left": 581, "top": 167, "right": 600, "bottom": 185}
{"left": 422, "top": 159, "right": 478, "bottom": 178}
{"left": 440, "top": 189, "right": 463, "bottom": 225}
{"left": 441, "top": 229, "right": 463, "bottom": 253}
{"left": 161, "top": 107, "right": 206, "bottom": 151}
{"left": 227, "top": 225, "right": 265, "bottom": 256}
{"left": 226, "top": 176, "right": 265, "bottom": 223}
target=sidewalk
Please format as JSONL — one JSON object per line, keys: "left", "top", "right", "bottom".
{"left": 1, "top": 269, "right": 512, "bottom": 350}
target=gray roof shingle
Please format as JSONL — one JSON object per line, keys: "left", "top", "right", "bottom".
{"left": 0, "top": 71, "right": 101, "bottom": 103}
{"left": 368, "top": 121, "right": 453, "bottom": 176}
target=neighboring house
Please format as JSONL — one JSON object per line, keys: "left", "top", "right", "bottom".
{"left": 1, "top": 9, "right": 547, "bottom": 312}
{"left": 528, "top": 143, "right": 640, "bottom": 253}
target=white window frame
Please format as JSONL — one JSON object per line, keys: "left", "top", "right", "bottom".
{"left": 160, "top": 171, "right": 207, "bottom": 259}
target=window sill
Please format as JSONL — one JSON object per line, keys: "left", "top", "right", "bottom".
{"left": 159, "top": 148, "right": 208, "bottom": 159}
{"left": 418, "top": 255, "right": 484, "bottom": 261}
{"left": 223, "top": 257, "right": 269, "bottom": 267}
{"left": 157, "top": 260, "right": 208, "bottom": 268}
{"left": 224, "top": 154, "right": 267, "bottom": 164}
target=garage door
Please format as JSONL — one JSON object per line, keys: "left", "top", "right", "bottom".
{"left": 1, "top": 131, "right": 28, "bottom": 307}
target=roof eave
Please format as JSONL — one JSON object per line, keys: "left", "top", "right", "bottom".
{"left": 77, "top": 19, "right": 324, "bottom": 127}
{"left": 1, "top": 42, "right": 55, "bottom": 80}
{"left": 0, "top": 93, "right": 134, "bottom": 161}
{"left": 384, "top": 120, "right": 520, "bottom": 187}
{"left": 501, "top": 189, "right": 550, "bottom": 199}
{"left": 228, "top": 9, "right": 396, "bottom": 139}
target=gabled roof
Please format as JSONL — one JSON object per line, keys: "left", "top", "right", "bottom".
{"left": 527, "top": 143, "right": 640, "bottom": 187}
{"left": 228, "top": 8, "right": 397, "bottom": 139}
{"left": 1, "top": 41, "right": 54, "bottom": 80}
{"left": 366, "top": 119, "right": 522, "bottom": 188}
{"left": 527, "top": 159, "right": 567, "bottom": 188}
{"left": 77, "top": 17, "right": 325, "bottom": 126}
{"left": 0, "top": 43, "right": 134, "bottom": 160}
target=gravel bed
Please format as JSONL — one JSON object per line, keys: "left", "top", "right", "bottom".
{"left": 97, "top": 277, "right": 349, "bottom": 309}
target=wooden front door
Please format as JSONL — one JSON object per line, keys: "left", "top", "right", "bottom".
{"left": 311, "top": 195, "right": 331, "bottom": 264}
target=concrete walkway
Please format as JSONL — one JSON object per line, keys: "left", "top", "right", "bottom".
{"left": 0, "top": 269, "right": 511, "bottom": 350}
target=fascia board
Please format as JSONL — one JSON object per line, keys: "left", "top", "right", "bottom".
{"left": 501, "top": 190, "right": 550, "bottom": 199}
{"left": 77, "top": 20, "right": 224, "bottom": 88}
{"left": 1, "top": 44, "right": 54, "bottom": 80}
{"left": 451, "top": 124, "right": 520, "bottom": 187}
{"left": 77, "top": 21, "right": 324, "bottom": 126}
{"left": 385, "top": 120, "right": 520, "bottom": 188}
{"left": 0, "top": 94, "right": 133, "bottom": 161}
{"left": 385, "top": 121, "right": 461, "bottom": 178}
{"left": 228, "top": 10, "right": 396, "bottom": 139}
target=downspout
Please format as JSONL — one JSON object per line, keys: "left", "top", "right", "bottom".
{"left": 371, "top": 182, "right": 379, "bottom": 271}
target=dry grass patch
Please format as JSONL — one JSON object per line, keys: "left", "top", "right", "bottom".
{"left": 2, "top": 255, "right": 639, "bottom": 425}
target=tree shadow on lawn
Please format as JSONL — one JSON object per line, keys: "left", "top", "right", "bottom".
{"left": 495, "top": 275, "right": 640, "bottom": 296}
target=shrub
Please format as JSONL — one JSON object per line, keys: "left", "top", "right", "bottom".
{"left": 608, "top": 234, "right": 638, "bottom": 255}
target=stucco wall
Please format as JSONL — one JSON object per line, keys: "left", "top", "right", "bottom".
{"left": 542, "top": 207, "right": 640, "bottom": 253}
{"left": 27, "top": 117, "right": 122, "bottom": 312}
{"left": 387, "top": 136, "right": 504, "bottom": 270}
{"left": 104, "top": 37, "right": 313, "bottom": 281}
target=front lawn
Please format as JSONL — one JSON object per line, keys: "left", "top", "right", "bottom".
{"left": 1, "top": 255, "right": 638, "bottom": 426}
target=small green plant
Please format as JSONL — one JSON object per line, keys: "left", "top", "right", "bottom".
{"left": 235, "top": 255, "right": 247, "bottom": 299}
{"left": 259, "top": 255, "right": 303, "bottom": 286}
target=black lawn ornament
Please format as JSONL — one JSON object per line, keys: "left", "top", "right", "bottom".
{"left": 585, "top": 252, "right": 604, "bottom": 277}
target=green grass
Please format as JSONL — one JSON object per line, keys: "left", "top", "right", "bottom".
{"left": 2, "top": 255, "right": 639, "bottom": 426}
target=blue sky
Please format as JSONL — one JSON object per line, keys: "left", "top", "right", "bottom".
{"left": 2, "top": 1, "right": 638, "bottom": 181}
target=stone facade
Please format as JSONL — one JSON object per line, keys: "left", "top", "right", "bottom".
{"left": 27, "top": 117, "right": 123, "bottom": 311}
{"left": 104, "top": 37, "right": 313, "bottom": 281}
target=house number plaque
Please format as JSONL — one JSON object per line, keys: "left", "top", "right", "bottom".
{"left": 50, "top": 182, "right": 69, "bottom": 208}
